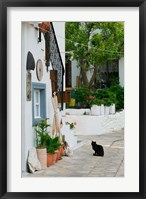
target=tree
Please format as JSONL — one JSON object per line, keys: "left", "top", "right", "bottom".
{"left": 65, "top": 22, "right": 124, "bottom": 89}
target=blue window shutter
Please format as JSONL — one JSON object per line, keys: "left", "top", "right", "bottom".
{"left": 32, "top": 83, "right": 46, "bottom": 126}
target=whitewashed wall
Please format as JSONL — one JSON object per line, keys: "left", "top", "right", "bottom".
{"left": 119, "top": 57, "right": 124, "bottom": 87}
{"left": 71, "top": 60, "right": 80, "bottom": 88}
{"left": 21, "top": 22, "right": 65, "bottom": 173}
{"left": 64, "top": 110, "right": 124, "bottom": 135}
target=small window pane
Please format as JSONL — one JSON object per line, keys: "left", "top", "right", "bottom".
{"left": 35, "top": 105, "right": 40, "bottom": 117}
{"left": 35, "top": 91, "right": 39, "bottom": 103}
{"left": 34, "top": 89, "right": 40, "bottom": 118}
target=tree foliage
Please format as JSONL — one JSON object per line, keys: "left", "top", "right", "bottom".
{"left": 65, "top": 22, "right": 124, "bottom": 88}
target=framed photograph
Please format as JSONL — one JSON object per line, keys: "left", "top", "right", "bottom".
{"left": 0, "top": 0, "right": 145, "bottom": 198}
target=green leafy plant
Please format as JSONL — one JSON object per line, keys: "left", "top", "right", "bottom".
{"left": 93, "top": 88, "right": 117, "bottom": 106}
{"left": 66, "top": 122, "right": 77, "bottom": 129}
{"left": 104, "top": 98, "right": 112, "bottom": 106}
{"left": 46, "top": 146, "right": 55, "bottom": 154}
{"left": 45, "top": 134, "right": 61, "bottom": 154}
{"left": 109, "top": 76, "right": 119, "bottom": 87}
{"left": 73, "top": 86, "right": 91, "bottom": 108}
{"left": 34, "top": 119, "right": 50, "bottom": 149}
{"left": 109, "top": 85, "right": 124, "bottom": 110}
{"left": 88, "top": 95, "right": 102, "bottom": 107}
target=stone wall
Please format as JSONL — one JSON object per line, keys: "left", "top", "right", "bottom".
{"left": 62, "top": 110, "right": 124, "bottom": 135}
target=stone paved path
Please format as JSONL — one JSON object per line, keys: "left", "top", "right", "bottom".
{"left": 26, "top": 129, "right": 124, "bottom": 177}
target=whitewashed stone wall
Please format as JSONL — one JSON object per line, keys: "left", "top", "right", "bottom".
{"left": 62, "top": 110, "right": 124, "bottom": 135}
{"left": 119, "top": 57, "right": 124, "bottom": 87}
{"left": 21, "top": 22, "right": 65, "bottom": 173}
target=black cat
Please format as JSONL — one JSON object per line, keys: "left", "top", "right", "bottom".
{"left": 91, "top": 141, "right": 104, "bottom": 156}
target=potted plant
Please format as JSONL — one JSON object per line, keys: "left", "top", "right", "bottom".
{"left": 66, "top": 122, "right": 77, "bottom": 130}
{"left": 45, "top": 135, "right": 61, "bottom": 166}
{"left": 109, "top": 85, "right": 124, "bottom": 111}
{"left": 46, "top": 145, "right": 56, "bottom": 166}
{"left": 73, "top": 86, "right": 91, "bottom": 108}
{"left": 34, "top": 119, "right": 50, "bottom": 169}
{"left": 52, "top": 136, "right": 62, "bottom": 161}
{"left": 110, "top": 103, "right": 116, "bottom": 114}
{"left": 88, "top": 96, "right": 101, "bottom": 116}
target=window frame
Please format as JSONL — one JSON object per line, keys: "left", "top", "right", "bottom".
{"left": 34, "top": 89, "right": 41, "bottom": 118}
{"left": 32, "top": 83, "right": 46, "bottom": 126}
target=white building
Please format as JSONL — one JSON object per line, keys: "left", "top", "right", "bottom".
{"left": 66, "top": 58, "right": 124, "bottom": 89}
{"left": 21, "top": 22, "right": 65, "bottom": 173}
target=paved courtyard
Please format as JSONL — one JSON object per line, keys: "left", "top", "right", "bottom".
{"left": 26, "top": 129, "right": 124, "bottom": 177}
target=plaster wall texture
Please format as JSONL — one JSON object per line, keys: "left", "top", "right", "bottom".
{"left": 21, "top": 22, "right": 65, "bottom": 172}
{"left": 119, "top": 57, "right": 124, "bottom": 87}
{"left": 63, "top": 110, "right": 124, "bottom": 135}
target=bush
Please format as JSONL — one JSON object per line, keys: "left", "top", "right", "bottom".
{"left": 109, "top": 85, "right": 124, "bottom": 110}
{"left": 45, "top": 134, "right": 61, "bottom": 154}
{"left": 93, "top": 89, "right": 116, "bottom": 106}
{"left": 88, "top": 85, "right": 124, "bottom": 110}
{"left": 73, "top": 86, "right": 91, "bottom": 108}
{"left": 71, "top": 84, "right": 124, "bottom": 111}
{"left": 34, "top": 119, "right": 50, "bottom": 149}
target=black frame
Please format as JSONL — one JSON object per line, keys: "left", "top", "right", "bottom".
{"left": 0, "top": 0, "right": 145, "bottom": 198}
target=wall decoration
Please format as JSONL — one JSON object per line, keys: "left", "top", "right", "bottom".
{"left": 36, "top": 59, "right": 43, "bottom": 81}
{"left": 26, "top": 51, "right": 35, "bottom": 70}
{"left": 26, "top": 71, "right": 31, "bottom": 101}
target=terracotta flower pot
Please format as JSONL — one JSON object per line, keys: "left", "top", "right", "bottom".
{"left": 59, "top": 145, "right": 64, "bottom": 156}
{"left": 47, "top": 153, "right": 53, "bottom": 167}
{"left": 52, "top": 153, "right": 57, "bottom": 164}
{"left": 55, "top": 150, "right": 61, "bottom": 161}
{"left": 39, "top": 22, "right": 50, "bottom": 33}
{"left": 36, "top": 148, "right": 47, "bottom": 169}
{"left": 54, "top": 151, "right": 58, "bottom": 162}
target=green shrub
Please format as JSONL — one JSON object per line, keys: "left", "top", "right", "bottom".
{"left": 109, "top": 76, "right": 119, "bottom": 87}
{"left": 73, "top": 86, "right": 91, "bottom": 108}
{"left": 34, "top": 119, "right": 61, "bottom": 153}
{"left": 88, "top": 85, "right": 124, "bottom": 110}
{"left": 34, "top": 119, "right": 50, "bottom": 149}
{"left": 45, "top": 134, "right": 61, "bottom": 154}
{"left": 93, "top": 89, "right": 117, "bottom": 106}
{"left": 109, "top": 85, "right": 124, "bottom": 110}
{"left": 71, "top": 84, "right": 124, "bottom": 111}
{"left": 88, "top": 95, "right": 101, "bottom": 107}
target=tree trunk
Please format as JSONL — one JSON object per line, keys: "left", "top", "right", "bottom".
{"left": 89, "top": 66, "right": 98, "bottom": 88}
{"left": 79, "top": 61, "right": 89, "bottom": 86}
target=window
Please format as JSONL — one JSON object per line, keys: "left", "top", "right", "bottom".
{"left": 34, "top": 89, "right": 40, "bottom": 118}
{"left": 32, "top": 83, "right": 46, "bottom": 126}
